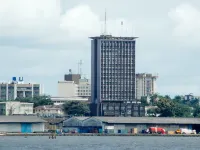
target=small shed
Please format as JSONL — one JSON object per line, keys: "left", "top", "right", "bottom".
{"left": 0, "top": 115, "right": 46, "bottom": 133}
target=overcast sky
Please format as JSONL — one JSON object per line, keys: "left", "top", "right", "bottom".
{"left": 0, "top": 0, "right": 200, "bottom": 97}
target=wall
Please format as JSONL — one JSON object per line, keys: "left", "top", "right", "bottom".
{"left": 0, "top": 123, "right": 45, "bottom": 132}
{"left": 4, "top": 102, "right": 33, "bottom": 115}
{"left": 35, "top": 109, "right": 64, "bottom": 116}
{"left": 0, "top": 123, "right": 21, "bottom": 132}
{"left": 57, "top": 81, "right": 77, "bottom": 97}
{"left": 118, "top": 124, "right": 189, "bottom": 133}
{"left": 19, "top": 103, "right": 33, "bottom": 114}
{"left": 77, "top": 83, "right": 91, "bottom": 97}
{"left": 32, "top": 123, "right": 45, "bottom": 132}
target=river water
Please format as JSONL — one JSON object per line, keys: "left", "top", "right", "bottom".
{"left": 0, "top": 136, "right": 199, "bottom": 150}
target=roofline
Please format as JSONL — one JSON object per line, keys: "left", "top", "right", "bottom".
{"left": 101, "top": 122, "right": 200, "bottom": 125}
{"left": 89, "top": 35, "right": 138, "bottom": 40}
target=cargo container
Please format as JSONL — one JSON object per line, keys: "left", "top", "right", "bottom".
{"left": 149, "top": 127, "right": 165, "bottom": 134}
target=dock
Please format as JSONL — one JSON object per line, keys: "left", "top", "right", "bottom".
{"left": 2, "top": 133, "right": 200, "bottom": 137}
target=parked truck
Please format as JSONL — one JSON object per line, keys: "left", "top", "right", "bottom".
{"left": 149, "top": 127, "right": 166, "bottom": 134}
{"left": 175, "top": 128, "right": 196, "bottom": 134}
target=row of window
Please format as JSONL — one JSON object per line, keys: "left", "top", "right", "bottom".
{"left": 77, "top": 90, "right": 91, "bottom": 92}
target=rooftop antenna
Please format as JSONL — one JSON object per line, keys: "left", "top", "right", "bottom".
{"left": 104, "top": 9, "right": 107, "bottom": 35}
{"left": 120, "top": 21, "right": 123, "bottom": 37}
{"left": 78, "top": 60, "right": 83, "bottom": 77}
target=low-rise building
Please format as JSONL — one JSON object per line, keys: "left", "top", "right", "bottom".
{"left": 63, "top": 117, "right": 200, "bottom": 134}
{"left": 0, "top": 77, "right": 43, "bottom": 100}
{"left": 57, "top": 78, "right": 91, "bottom": 98}
{"left": 0, "top": 101, "right": 33, "bottom": 115}
{"left": 0, "top": 115, "right": 46, "bottom": 133}
{"left": 51, "top": 96, "right": 89, "bottom": 105}
{"left": 34, "top": 105, "right": 64, "bottom": 117}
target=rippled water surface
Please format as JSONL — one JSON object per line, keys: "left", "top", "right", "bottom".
{"left": 0, "top": 136, "right": 200, "bottom": 150}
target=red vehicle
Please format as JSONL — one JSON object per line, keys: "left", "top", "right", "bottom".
{"left": 149, "top": 127, "right": 166, "bottom": 134}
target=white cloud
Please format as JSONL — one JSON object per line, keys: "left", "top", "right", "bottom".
{"left": 0, "top": 0, "right": 61, "bottom": 37}
{"left": 1, "top": 0, "right": 200, "bottom": 96}
{"left": 169, "top": 3, "right": 200, "bottom": 41}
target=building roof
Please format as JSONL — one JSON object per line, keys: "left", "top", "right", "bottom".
{"left": 73, "top": 117, "right": 200, "bottom": 125}
{"left": 0, "top": 116, "right": 47, "bottom": 123}
{"left": 90, "top": 35, "right": 138, "bottom": 40}
{"left": 34, "top": 105, "right": 62, "bottom": 110}
{"left": 0, "top": 101, "right": 33, "bottom": 104}
{"left": 51, "top": 97, "right": 89, "bottom": 101}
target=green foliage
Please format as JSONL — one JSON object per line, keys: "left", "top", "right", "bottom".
{"left": 193, "top": 106, "right": 200, "bottom": 117}
{"left": 156, "top": 97, "right": 192, "bottom": 117}
{"left": 15, "top": 95, "right": 53, "bottom": 107}
{"left": 141, "top": 96, "right": 149, "bottom": 107}
{"left": 173, "top": 95, "right": 183, "bottom": 104}
{"left": 63, "top": 101, "right": 90, "bottom": 116}
{"left": 150, "top": 93, "right": 159, "bottom": 106}
{"left": 147, "top": 108, "right": 157, "bottom": 117}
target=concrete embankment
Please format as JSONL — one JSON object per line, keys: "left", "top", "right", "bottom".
{"left": 2, "top": 133, "right": 200, "bottom": 137}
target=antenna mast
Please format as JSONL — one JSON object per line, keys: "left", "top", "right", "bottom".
{"left": 104, "top": 9, "right": 107, "bottom": 35}
{"left": 77, "top": 60, "right": 83, "bottom": 76}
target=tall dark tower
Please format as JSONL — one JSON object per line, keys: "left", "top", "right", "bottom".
{"left": 90, "top": 35, "right": 144, "bottom": 117}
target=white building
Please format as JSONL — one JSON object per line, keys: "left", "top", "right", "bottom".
{"left": 57, "top": 81, "right": 78, "bottom": 97}
{"left": 34, "top": 105, "right": 64, "bottom": 117}
{"left": 51, "top": 96, "right": 89, "bottom": 105}
{"left": 0, "top": 77, "right": 43, "bottom": 100}
{"left": 0, "top": 101, "right": 34, "bottom": 116}
{"left": 57, "top": 78, "right": 91, "bottom": 98}
{"left": 0, "top": 116, "right": 46, "bottom": 133}
{"left": 136, "top": 73, "right": 158, "bottom": 100}
{"left": 77, "top": 78, "right": 91, "bottom": 97}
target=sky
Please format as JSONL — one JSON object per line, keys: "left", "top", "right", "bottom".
{"left": 0, "top": 0, "right": 200, "bottom": 97}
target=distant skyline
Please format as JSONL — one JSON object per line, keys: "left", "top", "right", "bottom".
{"left": 0, "top": 0, "right": 200, "bottom": 96}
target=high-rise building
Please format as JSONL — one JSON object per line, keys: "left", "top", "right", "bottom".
{"left": 135, "top": 73, "right": 158, "bottom": 100}
{"left": 0, "top": 77, "right": 43, "bottom": 100}
{"left": 90, "top": 35, "right": 144, "bottom": 117}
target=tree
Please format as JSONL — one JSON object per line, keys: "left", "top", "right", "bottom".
{"left": 15, "top": 95, "right": 53, "bottom": 107}
{"left": 156, "top": 97, "right": 192, "bottom": 117}
{"left": 150, "top": 94, "right": 159, "bottom": 106}
{"left": 193, "top": 106, "right": 200, "bottom": 117}
{"left": 147, "top": 108, "right": 158, "bottom": 117}
{"left": 173, "top": 95, "right": 183, "bottom": 104}
{"left": 141, "top": 96, "right": 149, "bottom": 107}
{"left": 63, "top": 101, "right": 90, "bottom": 116}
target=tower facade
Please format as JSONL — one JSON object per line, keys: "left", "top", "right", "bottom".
{"left": 90, "top": 35, "right": 144, "bottom": 116}
{"left": 136, "top": 73, "right": 158, "bottom": 100}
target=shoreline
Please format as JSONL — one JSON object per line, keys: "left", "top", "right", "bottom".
{"left": 1, "top": 133, "right": 200, "bottom": 137}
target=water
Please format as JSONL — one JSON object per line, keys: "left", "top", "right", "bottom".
{"left": 0, "top": 136, "right": 200, "bottom": 150}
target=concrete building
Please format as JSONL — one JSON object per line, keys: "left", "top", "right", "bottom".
{"left": 0, "top": 101, "right": 33, "bottom": 115}
{"left": 57, "top": 81, "right": 78, "bottom": 98}
{"left": 57, "top": 78, "right": 91, "bottom": 98}
{"left": 0, "top": 77, "right": 43, "bottom": 100}
{"left": 34, "top": 105, "right": 64, "bottom": 117}
{"left": 64, "top": 70, "right": 81, "bottom": 84}
{"left": 63, "top": 117, "right": 200, "bottom": 134}
{"left": 51, "top": 97, "right": 89, "bottom": 105}
{"left": 136, "top": 73, "right": 158, "bottom": 100}
{"left": 77, "top": 78, "right": 91, "bottom": 97}
{"left": 0, "top": 116, "right": 46, "bottom": 133}
{"left": 90, "top": 35, "right": 141, "bottom": 116}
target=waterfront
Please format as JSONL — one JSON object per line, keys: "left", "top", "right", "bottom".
{"left": 0, "top": 136, "right": 200, "bottom": 150}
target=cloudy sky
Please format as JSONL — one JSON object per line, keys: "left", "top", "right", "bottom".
{"left": 0, "top": 0, "right": 200, "bottom": 97}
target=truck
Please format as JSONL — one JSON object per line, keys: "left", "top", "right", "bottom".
{"left": 149, "top": 127, "right": 166, "bottom": 134}
{"left": 175, "top": 128, "right": 196, "bottom": 134}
